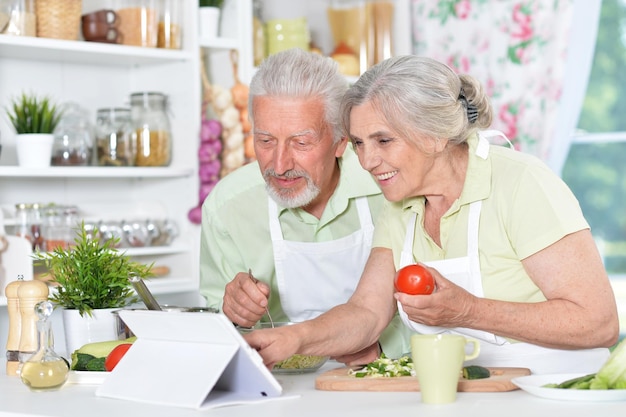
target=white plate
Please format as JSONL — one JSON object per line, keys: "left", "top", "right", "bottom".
{"left": 512, "top": 373, "right": 626, "bottom": 402}
{"left": 67, "top": 371, "right": 110, "bottom": 385}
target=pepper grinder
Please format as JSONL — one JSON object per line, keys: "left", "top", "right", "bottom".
{"left": 5, "top": 275, "right": 24, "bottom": 376}
{"left": 17, "top": 279, "right": 49, "bottom": 367}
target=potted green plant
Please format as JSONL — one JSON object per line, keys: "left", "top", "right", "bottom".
{"left": 33, "top": 222, "right": 153, "bottom": 355}
{"left": 198, "top": 0, "right": 224, "bottom": 38}
{"left": 199, "top": 0, "right": 224, "bottom": 8}
{"left": 6, "top": 92, "right": 63, "bottom": 167}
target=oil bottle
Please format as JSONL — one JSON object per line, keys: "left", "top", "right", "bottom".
{"left": 20, "top": 301, "right": 69, "bottom": 391}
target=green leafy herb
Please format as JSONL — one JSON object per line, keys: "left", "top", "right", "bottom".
{"left": 6, "top": 92, "right": 63, "bottom": 134}
{"left": 33, "top": 222, "right": 153, "bottom": 317}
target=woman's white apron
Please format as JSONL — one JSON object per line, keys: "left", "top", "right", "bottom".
{"left": 397, "top": 133, "right": 608, "bottom": 374}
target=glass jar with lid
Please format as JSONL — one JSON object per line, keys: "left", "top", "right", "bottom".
{"left": 130, "top": 92, "right": 172, "bottom": 167}
{"left": 157, "top": 0, "right": 182, "bottom": 49}
{"left": 51, "top": 102, "right": 93, "bottom": 166}
{"left": 29, "top": 202, "right": 44, "bottom": 251}
{"left": 1, "top": 0, "right": 36, "bottom": 36}
{"left": 115, "top": 0, "right": 159, "bottom": 47}
{"left": 42, "top": 205, "right": 64, "bottom": 251}
{"left": 14, "top": 202, "right": 32, "bottom": 243}
{"left": 95, "top": 108, "right": 136, "bottom": 166}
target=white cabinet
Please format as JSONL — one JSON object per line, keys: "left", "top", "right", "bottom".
{"left": 0, "top": 3, "right": 203, "bottom": 306}
{"left": 0, "top": 0, "right": 411, "bottom": 304}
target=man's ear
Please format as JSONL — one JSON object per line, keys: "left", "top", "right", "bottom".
{"left": 335, "top": 135, "right": 349, "bottom": 158}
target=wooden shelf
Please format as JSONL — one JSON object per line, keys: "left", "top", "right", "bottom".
{"left": 198, "top": 36, "right": 240, "bottom": 50}
{"left": 0, "top": 276, "right": 196, "bottom": 307}
{"left": 0, "top": 166, "right": 193, "bottom": 179}
{"left": 0, "top": 35, "right": 193, "bottom": 66}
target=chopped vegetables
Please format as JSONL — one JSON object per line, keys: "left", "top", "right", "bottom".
{"left": 275, "top": 354, "right": 327, "bottom": 370}
{"left": 462, "top": 365, "right": 491, "bottom": 380}
{"left": 349, "top": 354, "right": 415, "bottom": 378}
{"left": 348, "top": 354, "right": 493, "bottom": 380}
{"left": 544, "top": 373, "right": 596, "bottom": 389}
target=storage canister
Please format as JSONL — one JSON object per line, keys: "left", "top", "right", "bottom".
{"left": 51, "top": 102, "right": 93, "bottom": 166}
{"left": 0, "top": 0, "right": 36, "bottom": 36}
{"left": 42, "top": 205, "right": 65, "bottom": 251}
{"left": 130, "top": 92, "right": 172, "bottom": 167}
{"left": 62, "top": 205, "right": 79, "bottom": 245}
{"left": 29, "top": 202, "right": 44, "bottom": 251}
{"left": 14, "top": 202, "right": 32, "bottom": 243}
{"left": 95, "top": 108, "right": 135, "bottom": 166}
{"left": 116, "top": 0, "right": 158, "bottom": 47}
{"left": 157, "top": 0, "right": 181, "bottom": 49}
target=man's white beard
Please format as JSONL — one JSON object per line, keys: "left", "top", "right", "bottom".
{"left": 264, "top": 169, "right": 321, "bottom": 208}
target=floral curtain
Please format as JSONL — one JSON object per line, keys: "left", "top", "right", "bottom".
{"left": 410, "top": 0, "right": 600, "bottom": 173}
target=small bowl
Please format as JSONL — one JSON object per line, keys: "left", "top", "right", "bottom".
{"left": 240, "top": 321, "right": 329, "bottom": 374}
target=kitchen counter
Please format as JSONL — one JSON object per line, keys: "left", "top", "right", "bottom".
{"left": 0, "top": 361, "right": 624, "bottom": 417}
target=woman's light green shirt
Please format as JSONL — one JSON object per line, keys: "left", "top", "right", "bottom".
{"left": 373, "top": 134, "right": 590, "bottom": 303}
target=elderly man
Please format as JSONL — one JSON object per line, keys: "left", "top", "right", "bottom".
{"left": 199, "top": 48, "right": 410, "bottom": 362}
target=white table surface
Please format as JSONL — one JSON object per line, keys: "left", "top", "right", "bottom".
{"left": 1, "top": 361, "right": 624, "bottom": 417}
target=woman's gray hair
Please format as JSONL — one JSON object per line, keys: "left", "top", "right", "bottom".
{"left": 340, "top": 55, "right": 493, "bottom": 147}
{"left": 249, "top": 48, "right": 348, "bottom": 144}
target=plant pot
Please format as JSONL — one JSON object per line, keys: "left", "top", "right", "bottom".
{"left": 62, "top": 308, "right": 119, "bottom": 357}
{"left": 16, "top": 133, "right": 54, "bottom": 168}
{"left": 198, "top": 6, "right": 220, "bottom": 38}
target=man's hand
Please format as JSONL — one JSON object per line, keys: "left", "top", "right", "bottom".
{"left": 222, "top": 271, "right": 270, "bottom": 327}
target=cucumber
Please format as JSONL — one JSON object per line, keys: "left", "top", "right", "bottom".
{"left": 462, "top": 365, "right": 491, "bottom": 380}
{"left": 72, "top": 353, "right": 97, "bottom": 371}
{"left": 554, "top": 373, "right": 596, "bottom": 389}
{"left": 85, "top": 357, "right": 106, "bottom": 371}
{"left": 70, "top": 337, "right": 136, "bottom": 370}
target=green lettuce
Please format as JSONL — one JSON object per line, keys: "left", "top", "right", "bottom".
{"left": 589, "top": 338, "right": 626, "bottom": 390}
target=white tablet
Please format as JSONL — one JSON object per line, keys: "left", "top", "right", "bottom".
{"left": 96, "top": 309, "right": 283, "bottom": 409}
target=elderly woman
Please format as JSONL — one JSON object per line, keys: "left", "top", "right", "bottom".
{"left": 244, "top": 55, "right": 619, "bottom": 374}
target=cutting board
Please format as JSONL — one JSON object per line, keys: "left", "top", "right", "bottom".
{"left": 315, "top": 366, "right": 530, "bottom": 392}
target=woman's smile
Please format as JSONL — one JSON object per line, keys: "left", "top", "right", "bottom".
{"left": 374, "top": 170, "right": 398, "bottom": 182}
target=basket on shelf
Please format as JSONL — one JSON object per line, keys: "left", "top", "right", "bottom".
{"left": 35, "top": 0, "right": 82, "bottom": 40}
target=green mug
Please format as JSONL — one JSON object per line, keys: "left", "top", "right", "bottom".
{"left": 410, "top": 334, "right": 480, "bottom": 404}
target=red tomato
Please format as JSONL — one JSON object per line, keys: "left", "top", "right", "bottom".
{"left": 104, "top": 343, "right": 133, "bottom": 372}
{"left": 394, "top": 264, "right": 435, "bottom": 295}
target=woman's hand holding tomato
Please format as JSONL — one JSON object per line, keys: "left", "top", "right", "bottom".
{"left": 394, "top": 265, "right": 477, "bottom": 329}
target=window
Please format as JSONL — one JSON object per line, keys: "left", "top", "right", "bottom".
{"left": 561, "top": 0, "right": 626, "bottom": 333}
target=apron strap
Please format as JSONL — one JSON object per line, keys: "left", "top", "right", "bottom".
{"left": 267, "top": 198, "right": 284, "bottom": 242}
{"left": 355, "top": 197, "right": 373, "bottom": 229}
{"left": 467, "top": 200, "right": 482, "bottom": 292}
{"left": 478, "top": 129, "right": 513, "bottom": 153}
{"left": 400, "top": 213, "right": 418, "bottom": 266}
